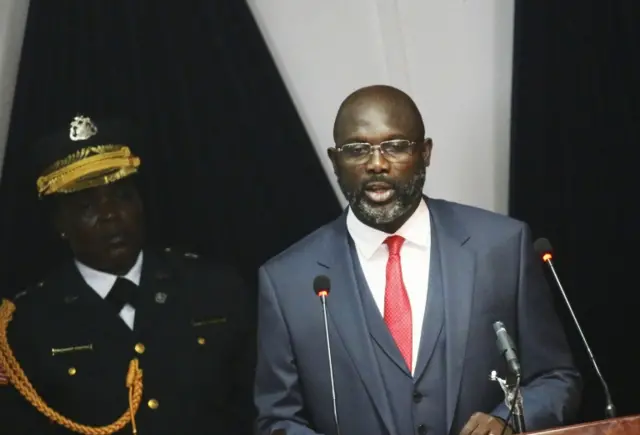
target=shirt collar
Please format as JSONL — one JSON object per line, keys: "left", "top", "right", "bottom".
{"left": 75, "top": 250, "right": 144, "bottom": 298}
{"left": 346, "top": 199, "right": 431, "bottom": 260}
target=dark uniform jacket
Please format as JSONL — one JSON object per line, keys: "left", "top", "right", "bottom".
{"left": 0, "top": 248, "right": 256, "bottom": 434}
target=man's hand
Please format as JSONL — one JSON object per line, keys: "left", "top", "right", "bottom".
{"left": 460, "top": 412, "right": 513, "bottom": 435}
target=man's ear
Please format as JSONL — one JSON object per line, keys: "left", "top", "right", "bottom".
{"left": 54, "top": 214, "right": 66, "bottom": 239}
{"left": 50, "top": 198, "right": 67, "bottom": 238}
{"left": 327, "top": 148, "right": 339, "bottom": 175}
{"left": 422, "top": 138, "right": 433, "bottom": 167}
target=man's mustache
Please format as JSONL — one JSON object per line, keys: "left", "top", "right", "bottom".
{"left": 358, "top": 177, "right": 397, "bottom": 191}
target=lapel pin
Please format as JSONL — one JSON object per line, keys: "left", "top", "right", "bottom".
{"left": 154, "top": 292, "right": 167, "bottom": 304}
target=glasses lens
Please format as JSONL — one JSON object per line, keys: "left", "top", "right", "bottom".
{"left": 340, "top": 143, "right": 371, "bottom": 163}
{"left": 339, "top": 140, "right": 413, "bottom": 163}
{"left": 380, "top": 140, "right": 412, "bottom": 161}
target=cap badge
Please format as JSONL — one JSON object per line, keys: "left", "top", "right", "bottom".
{"left": 69, "top": 115, "right": 98, "bottom": 141}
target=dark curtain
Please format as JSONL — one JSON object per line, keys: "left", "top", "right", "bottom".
{"left": 0, "top": 1, "right": 342, "bottom": 296}
{"left": 510, "top": 0, "right": 639, "bottom": 422}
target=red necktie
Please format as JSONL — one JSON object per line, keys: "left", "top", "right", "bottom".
{"left": 384, "top": 235, "right": 413, "bottom": 372}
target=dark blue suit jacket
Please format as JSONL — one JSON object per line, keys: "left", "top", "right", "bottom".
{"left": 255, "top": 198, "right": 581, "bottom": 435}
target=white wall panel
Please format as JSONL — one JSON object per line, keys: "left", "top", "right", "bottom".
{"left": 0, "top": 0, "right": 30, "bottom": 177}
{"left": 248, "top": 0, "right": 514, "bottom": 214}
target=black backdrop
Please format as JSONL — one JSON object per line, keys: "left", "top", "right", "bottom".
{"left": 510, "top": 0, "right": 639, "bottom": 422}
{"left": 0, "top": 1, "right": 342, "bottom": 296}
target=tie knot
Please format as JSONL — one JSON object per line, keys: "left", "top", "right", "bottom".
{"left": 106, "top": 277, "right": 139, "bottom": 310}
{"left": 385, "top": 235, "right": 405, "bottom": 255}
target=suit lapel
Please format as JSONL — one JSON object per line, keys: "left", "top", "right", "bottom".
{"left": 317, "top": 214, "right": 398, "bottom": 435}
{"left": 428, "top": 199, "right": 476, "bottom": 433}
{"left": 413, "top": 216, "right": 445, "bottom": 381}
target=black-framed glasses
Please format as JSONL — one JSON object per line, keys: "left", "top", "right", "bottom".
{"left": 334, "top": 139, "right": 417, "bottom": 164}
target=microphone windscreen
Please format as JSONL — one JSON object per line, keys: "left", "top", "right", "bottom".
{"left": 533, "top": 237, "right": 553, "bottom": 255}
{"left": 313, "top": 275, "right": 331, "bottom": 295}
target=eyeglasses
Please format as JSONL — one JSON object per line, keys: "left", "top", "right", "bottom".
{"left": 333, "top": 139, "right": 417, "bottom": 164}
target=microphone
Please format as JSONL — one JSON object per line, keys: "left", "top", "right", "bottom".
{"left": 534, "top": 238, "right": 616, "bottom": 419}
{"left": 493, "top": 321, "right": 521, "bottom": 376}
{"left": 493, "top": 321, "right": 525, "bottom": 434}
{"left": 313, "top": 275, "right": 341, "bottom": 435}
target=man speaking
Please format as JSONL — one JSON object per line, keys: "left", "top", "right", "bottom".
{"left": 254, "top": 85, "right": 581, "bottom": 435}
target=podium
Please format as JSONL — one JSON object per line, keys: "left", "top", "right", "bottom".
{"left": 268, "top": 417, "right": 640, "bottom": 435}
{"left": 527, "top": 415, "right": 640, "bottom": 435}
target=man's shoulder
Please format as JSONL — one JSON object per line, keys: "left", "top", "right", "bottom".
{"left": 430, "top": 198, "right": 527, "bottom": 242}
{"left": 1, "top": 278, "right": 53, "bottom": 330}
{"left": 152, "top": 247, "right": 251, "bottom": 312}
{"left": 157, "top": 247, "right": 236, "bottom": 275}
{"left": 153, "top": 247, "right": 246, "bottom": 289}
{"left": 436, "top": 198, "right": 523, "bottom": 225}
{"left": 260, "top": 218, "right": 340, "bottom": 272}
{"left": 9, "top": 281, "right": 45, "bottom": 303}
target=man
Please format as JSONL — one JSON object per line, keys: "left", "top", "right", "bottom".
{"left": 0, "top": 115, "right": 255, "bottom": 434}
{"left": 254, "top": 85, "right": 581, "bottom": 435}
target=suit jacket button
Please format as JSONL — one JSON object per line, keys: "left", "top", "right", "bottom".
{"left": 413, "top": 391, "right": 423, "bottom": 403}
{"left": 417, "top": 424, "right": 427, "bottom": 435}
{"left": 135, "top": 343, "right": 145, "bottom": 354}
{"left": 147, "top": 398, "right": 159, "bottom": 409}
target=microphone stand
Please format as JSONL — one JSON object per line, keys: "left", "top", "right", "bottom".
{"left": 511, "top": 377, "right": 525, "bottom": 434}
{"left": 319, "top": 294, "right": 341, "bottom": 435}
{"left": 545, "top": 257, "right": 616, "bottom": 418}
{"left": 490, "top": 371, "right": 526, "bottom": 434}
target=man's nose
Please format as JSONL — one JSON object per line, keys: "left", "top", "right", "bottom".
{"left": 365, "top": 148, "right": 391, "bottom": 173}
{"left": 96, "top": 197, "right": 117, "bottom": 220}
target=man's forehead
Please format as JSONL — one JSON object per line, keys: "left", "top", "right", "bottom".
{"left": 338, "top": 104, "right": 415, "bottom": 141}
{"left": 65, "top": 181, "right": 130, "bottom": 201}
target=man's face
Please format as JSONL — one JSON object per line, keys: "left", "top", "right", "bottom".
{"left": 329, "top": 105, "right": 432, "bottom": 229}
{"left": 55, "top": 179, "right": 144, "bottom": 275}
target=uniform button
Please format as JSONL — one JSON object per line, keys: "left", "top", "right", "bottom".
{"left": 412, "top": 391, "right": 423, "bottom": 403}
{"left": 417, "top": 424, "right": 427, "bottom": 435}
{"left": 68, "top": 367, "right": 77, "bottom": 376}
{"left": 197, "top": 337, "right": 206, "bottom": 345}
{"left": 134, "top": 343, "right": 145, "bottom": 354}
{"left": 147, "top": 399, "right": 159, "bottom": 409}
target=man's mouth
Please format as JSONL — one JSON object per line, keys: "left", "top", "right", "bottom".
{"left": 363, "top": 182, "right": 395, "bottom": 204}
{"left": 105, "top": 233, "right": 127, "bottom": 246}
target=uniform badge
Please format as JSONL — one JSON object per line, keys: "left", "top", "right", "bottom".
{"left": 154, "top": 292, "right": 167, "bottom": 304}
{"left": 69, "top": 115, "right": 98, "bottom": 141}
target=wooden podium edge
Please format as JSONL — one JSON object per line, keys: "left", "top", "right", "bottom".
{"left": 526, "top": 415, "right": 640, "bottom": 434}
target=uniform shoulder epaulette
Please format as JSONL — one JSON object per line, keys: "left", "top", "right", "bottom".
{"left": 11, "top": 280, "right": 45, "bottom": 302}
{"left": 11, "top": 281, "right": 45, "bottom": 302}
{"left": 13, "top": 289, "right": 28, "bottom": 301}
{"left": 163, "top": 247, "right": 200, "bottom": 260}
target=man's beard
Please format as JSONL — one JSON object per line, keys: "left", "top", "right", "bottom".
{"left": 338, "top": 166, "right": 426, "bottom": 226}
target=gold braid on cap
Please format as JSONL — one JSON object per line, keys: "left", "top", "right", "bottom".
{"left": 0, "top": 299, "right": 144, "bottom": 434}
{"left": 36, "top": 145, "right": 141, "bottom": 197}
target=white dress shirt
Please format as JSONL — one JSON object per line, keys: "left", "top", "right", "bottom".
{"left": 75, "top": 251, "right": 144, "bottom": 330}
{"left": 346, "top": 199, "right": 431, "bottom": 374}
